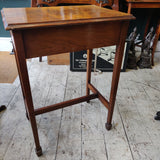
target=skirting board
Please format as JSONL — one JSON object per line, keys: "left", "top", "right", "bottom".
{"left": 0, "top": 37, "right": 12, "bottom": 51}
{"left": 0, "top": 37, "right": 160, "bottom": 52}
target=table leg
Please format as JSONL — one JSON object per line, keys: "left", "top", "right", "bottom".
{"left": 106, "top": 22, "right": 129, "bottom": 130}
{"left": 127, "top": 3, "right": 132, "bottom": 14}
{"left": 11, "top": 31, "right": 42, "bottom": 156}
{"left": 86, "top": 49, "right": 93, "bottom": 103}
{"left": 31, "top": 0, "right": 37, "bottom": 7}
{"left": 111, "top": 0, "right": 119, "bottom": 11}
{"left": 143, "top": 15, "right": 152, "bottom": 38}
{"left": 14, "top": 53, "right": 30, "bottom": 120}
{"left": 39, "top": 56, "right": 42, "bottom": 62}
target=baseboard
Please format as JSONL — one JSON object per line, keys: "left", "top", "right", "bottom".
{"left": 0, "top": 37, "right": 12, "bottom": 51}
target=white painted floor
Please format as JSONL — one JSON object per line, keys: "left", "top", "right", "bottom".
{"left": 0, "top": 50, "right": 160, "bottom": 159}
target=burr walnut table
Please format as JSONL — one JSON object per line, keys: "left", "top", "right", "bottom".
{"left": 1, "top": 5, "right": 134, "bottom": 156}
{"left": 125, "top": 0, "right": 160, "bottom": 66}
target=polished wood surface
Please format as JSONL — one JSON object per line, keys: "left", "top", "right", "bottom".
{"left": 2, "top": 5, "right": 133, "bottom": 30}
{"left": 1, "top": 5, "right": 134, "bottom": 156}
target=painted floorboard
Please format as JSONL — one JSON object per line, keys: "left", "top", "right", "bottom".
{"left": 55, "top": 71, "right": 82, "bottom": 160}
{"left": 96, "top": 73, "right": 133, "bottom": 160}
{"left": 1, "top": 56, "right": 160, "bottom": 160}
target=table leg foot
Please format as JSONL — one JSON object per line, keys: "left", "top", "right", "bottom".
{"left": 0, "top": 105, "right": 7, "bottom": 112}
{"left": 105, "top": 123, "right": 112, "bottom": 130}
{"left": 35, "top": 146, "right": 43, "bottom": 156}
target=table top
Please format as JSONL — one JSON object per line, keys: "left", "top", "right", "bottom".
{"left": 1, "top": 5, "right": 134, "bottom": 30}
{"left": 126, "top": 0, "right": 160, "bottom": 3}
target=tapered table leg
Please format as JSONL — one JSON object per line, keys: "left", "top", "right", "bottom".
{"left": 86, "top": 49, "right": 93, "bottom": 103}
{"left": 106, "top": 22, "right": 129, "bottom": 130}
{"left": 11, "top": 30, "right": 42, "bottom": 156}
{"left": 39, "top": 57, "right": 42, "bottom": 62}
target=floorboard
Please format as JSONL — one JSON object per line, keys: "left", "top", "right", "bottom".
{"left": 0, "top": 53, "right": 160, "bottom": 160}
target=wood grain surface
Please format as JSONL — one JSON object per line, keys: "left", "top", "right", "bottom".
{"left": 1, "top": 5, "right": 134, "bottom": 30}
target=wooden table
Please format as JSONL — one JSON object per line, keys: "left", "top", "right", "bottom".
{"left": 1, "top": 5, "right": 134, "bottom": 156}
{"left": 125, "top": 0, "right": 160, "bottom": 66}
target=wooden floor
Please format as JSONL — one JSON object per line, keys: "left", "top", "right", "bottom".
{"left": 0, "top": 53, "right": 160, "bottom": 160}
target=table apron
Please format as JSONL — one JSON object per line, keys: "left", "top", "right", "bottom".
{"left": 19, "top": 21, "right": 123, "bottom": 59}
{"left": 128, "top": 3, "right": 160, "bottom": 8}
